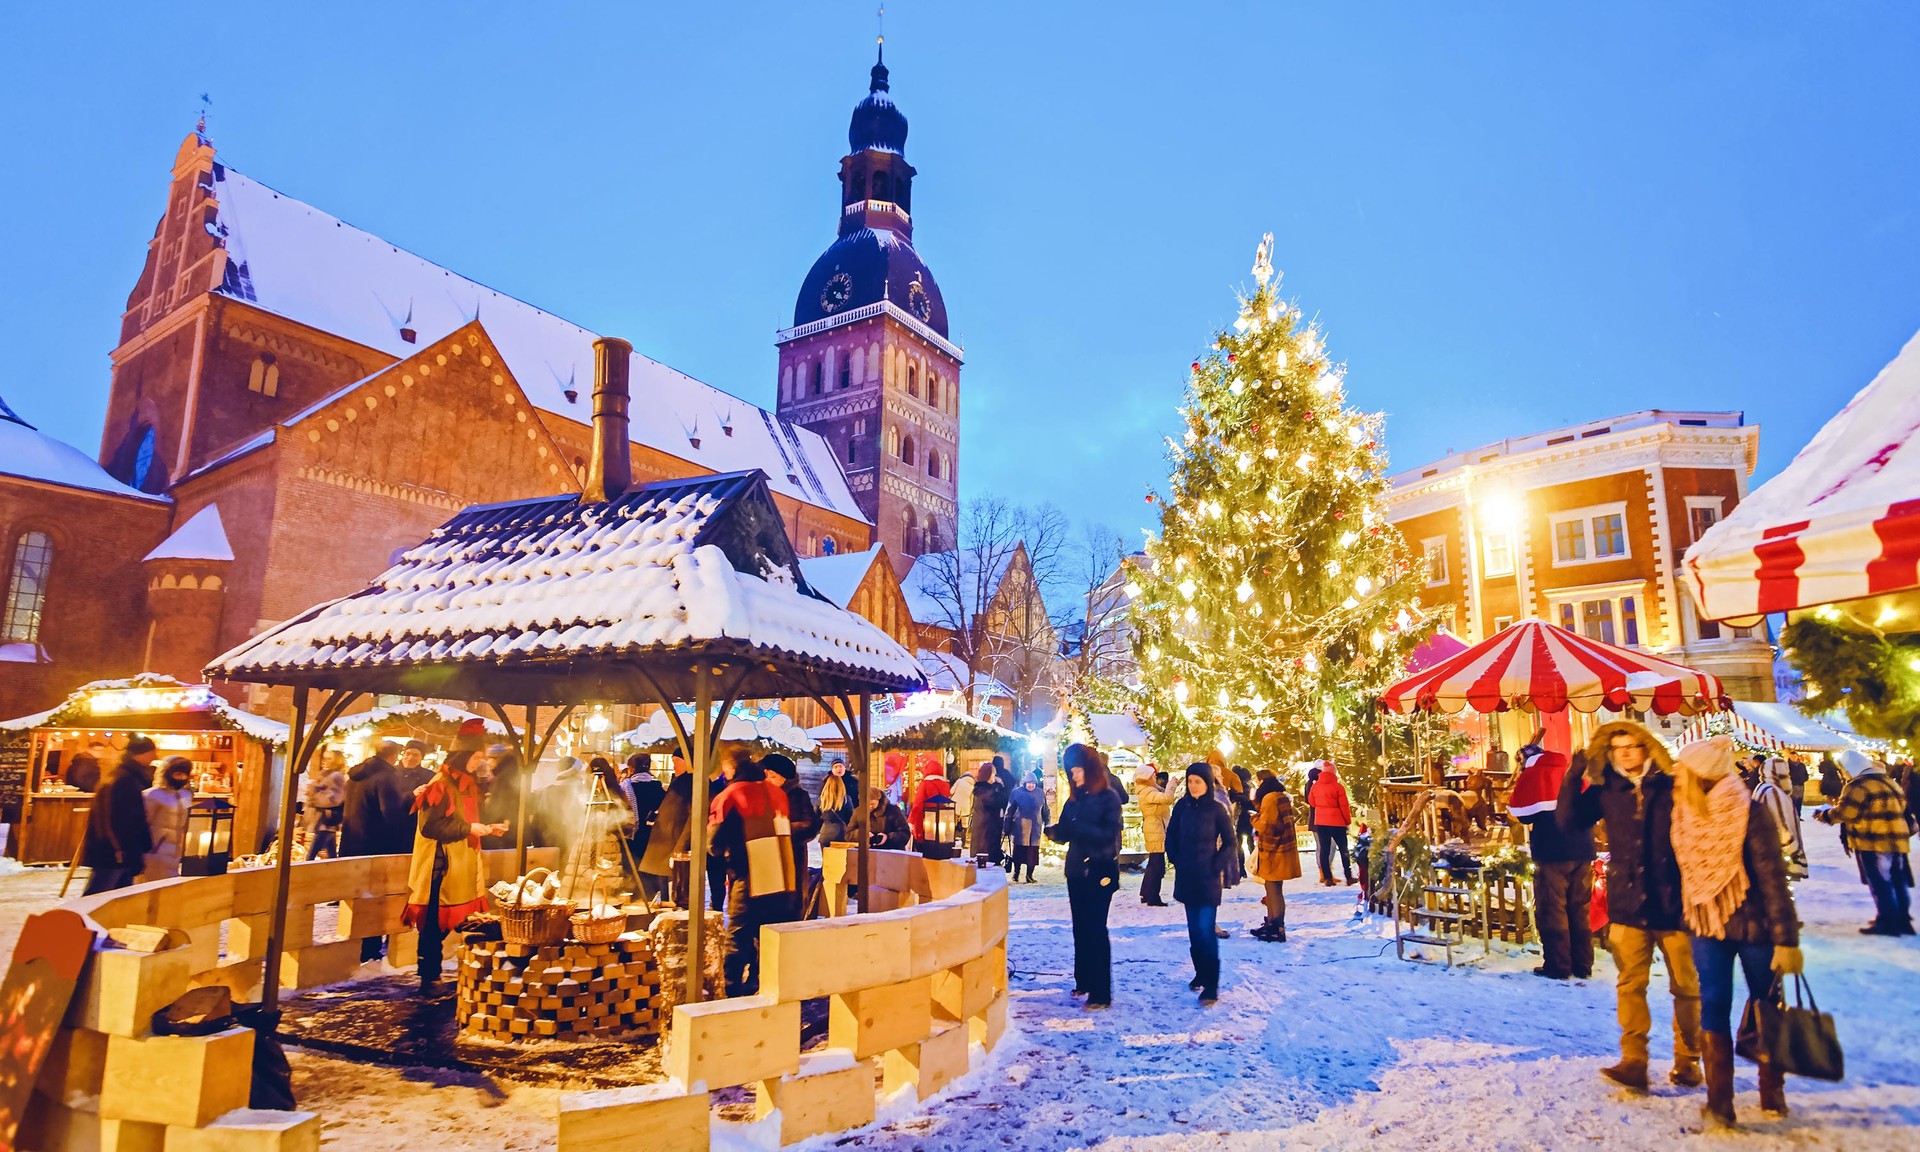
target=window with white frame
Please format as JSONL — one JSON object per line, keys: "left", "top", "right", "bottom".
{"left": 1421, "top": 537, "right": 1448, "bottom": 586}
{"left": 1482, "top": 530, "right": 1515, "bottom": 577}
{"left": 1494, "top": 616, "right": 1515, "bottom": 632}
{"left": 1549, "top": 503, "right": 1629, "bottom": 566}
{"left": 1685, "top": 496, "right": 1724, "bottom": 545}
{"left": 1551, "top": 584, "right": 1644, "bottom": 647}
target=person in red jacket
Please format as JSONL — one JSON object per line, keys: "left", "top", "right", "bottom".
{"left": 709, "top": 758, "right": 794, "bottom": 996}
{"left": 1307, "top": 762, "right": 1355, "bottom": 885}
{"left": 908, "top": 767, "right": 954, "bottom": 844}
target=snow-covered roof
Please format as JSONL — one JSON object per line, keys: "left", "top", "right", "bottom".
{"left": 804, "top": 701, "right": 1024, "bottom": 748}
{"left": 0, "top": 673, "right": 287, "bottom": 743}
{"left": 615, "top": 707, "right": 819, "bottom": 754}
{"left": 322, "top": 701, "right": 508, "bottom": 740}
{"left": 0, "top": 400, "right": 167, "bottom": 502}
{"left": 799, "top": 544, "right": 887, "bottom": 608}
{"left": 144, "top": 504, "right": 234, "bottom": 562}
{"left": 206, "top": 164, "right": 863, "bottom": 523}
{"left": 902, "top": 548, "right": 1017, "bottom": 627}
{"left": 205, "top": 470, "right": 924, "bottom": 698}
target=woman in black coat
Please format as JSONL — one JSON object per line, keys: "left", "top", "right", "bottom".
{"left": 1046, "top": 742, "right": 1123, "bottom": 1009}
{"left": 1165, "top": 763, "right": 1239, "bottom": 1004}
{"left": 967, "top": 764, "right": 1009, "bottom": 867}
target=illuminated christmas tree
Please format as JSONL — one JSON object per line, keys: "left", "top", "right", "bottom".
{"left": 1131, "top": 235, "right": 1425, "bottom": 771}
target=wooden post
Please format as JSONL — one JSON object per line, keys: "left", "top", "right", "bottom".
{"left": 517, "top": 704, "right": 539, "bottom": 879}
{"left": 262, "top": 686, "right": 310, "bottom": 1012}
{"left": 854, "top": 694, "right": 872, "bottom": 914}
{"left": 687, "top": 669, "right": 712, "bottom": 1005}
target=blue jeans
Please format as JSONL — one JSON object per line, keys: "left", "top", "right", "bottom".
{"left": 1185, "top": 902, "right": 1220, "bottom": 994}
{"left": 1861, "top": 850, "right": 1914, "bottom": 929}
{"left": 1690, "top": 936, "right": 1774, "bottom": 1038}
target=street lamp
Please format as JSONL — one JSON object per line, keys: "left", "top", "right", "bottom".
{"left": 917, "top": 795, "right": 958, "bottom": 860}
{"left": 180, "top": 797, "right": 235, "bottom": 876}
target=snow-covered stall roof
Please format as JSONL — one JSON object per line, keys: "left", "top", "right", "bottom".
{"left": 205, "top": 470, "right": 925, "bottom": 704}
{"left": 616, "top": 706, "right": 819, "bottom": 754}
{"left": 799, "top": 544, "right": 887, "bottom": 609}
{"left": 807, "top": 701, "right": 1023, "bottom": 750}
{"left": 321, "top": 701, "right": 508, "bottom": 741}
{"left": 0, "top": 395, "right": 167, "bottom": 502}
{"left": 1685, "top": 326, "right": 1920, "bottom": 619}
{"left": 144, "top": 504, "right": 234, "bottom": 562}
{"left": 205, "top": 165, "right": 864, "bottom": 523}
{"left": 0, "top": 674, "right": 287, "bottom": 744}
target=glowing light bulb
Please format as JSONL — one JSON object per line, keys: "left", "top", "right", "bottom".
{"left": 1126, "top": 580, "right": 1143, "bottom": 600}
{"left": 1355, "top": 575, "right": 1374, "bottom": 596}
{"left": 1218, "top": 734, "right": 1237, "bottom": 758}
{"left": 1371, "top": 630, "right": 1386, "bottom": 651}
{"left": 1339, "top": 530, "right": 1358, "bottom": 548}
{"left": 1179, "top": 578, "right": 1198, "bottom": 601}
{"left": 1327, "top": 560, "right": 1343, "bottom": 577}
{"left": 1236, "top": 580, "right": 1255, "bottom": 603}
{"left": 1173, "top": 680, "right": 1190, "bottom": 704}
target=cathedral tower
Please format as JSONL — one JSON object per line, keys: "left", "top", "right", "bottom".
{"left": 775, "top": 47, "right": 960, "bottom": 564}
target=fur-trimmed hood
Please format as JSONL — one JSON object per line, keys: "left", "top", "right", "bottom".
{"left": 1581, "top": 720, "right": 1672, "bottom": 783}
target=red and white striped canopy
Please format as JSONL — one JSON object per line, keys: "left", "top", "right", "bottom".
{"left": 1684, "top": 327, "right": 1920, "bottom": 621}
{"left": 1379, "top": 619, "right": 1730, "bottom": 716}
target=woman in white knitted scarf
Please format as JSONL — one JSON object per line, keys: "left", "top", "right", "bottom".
{"left": 1671, "top": 735, "right": 1803, "bottom": 1128}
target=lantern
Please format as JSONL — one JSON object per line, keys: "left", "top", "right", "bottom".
{"left": 180, "top": 797, "right": 235, "bottom": 876}
{"left": 917, "top": 795, "right": 958, "bottom": 860}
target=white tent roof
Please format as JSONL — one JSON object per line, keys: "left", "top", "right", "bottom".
{"left": 1685, "top": 327, "right": 1920, "bottom": 619}
{"left": 1730, "top": 702, "right": 1852, "bottom": 752}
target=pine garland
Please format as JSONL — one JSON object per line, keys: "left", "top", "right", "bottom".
{"left": 1780, "top": 615, "right": 1920, "bottom": 740}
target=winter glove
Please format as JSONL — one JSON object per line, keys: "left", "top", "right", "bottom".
{"left": 1770, "top": 945, "right": 1803, "bottom": 975}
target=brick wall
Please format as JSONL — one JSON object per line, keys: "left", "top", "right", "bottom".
{"left": 0, "top": 481, "right": 172, "bottom": 718}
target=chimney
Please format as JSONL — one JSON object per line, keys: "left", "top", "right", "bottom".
{"left": 584, "top": 336, "right": 633, "bottom": 502}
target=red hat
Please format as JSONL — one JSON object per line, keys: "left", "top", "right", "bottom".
{"left": 1507, "top": 750, "right": 1569, "bottom": 818}
{"left": 453, "top": 717, "right": 489, "bottom": 753}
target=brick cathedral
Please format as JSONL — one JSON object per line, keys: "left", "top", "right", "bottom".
{"left": 0, "top": 53, "right": 954, "bottom": 721}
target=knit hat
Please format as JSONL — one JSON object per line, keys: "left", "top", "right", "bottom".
{"left": 1063, "top": 742, "right": 1100, "bottom": 772}
{"left": 760, "top": 754, "right": 798, "bottom": 781}
{"left": 405, "top": 739, "right": 432, "bottom": 754}
{"left": 453, "top": 718, "right": 489, "bottom": 753}
{"left": 1184, "top": 762, "right": 1214, "bottom": 794}
{"left": 1675, "top": 735, "right": 1735, "bottom": 791}
{"left": 126, "top": 736, "right": 157, "bottom": 756}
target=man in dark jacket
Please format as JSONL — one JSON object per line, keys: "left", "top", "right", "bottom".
{"left": 1559, "top": 720, "right": 1701, "bottom": 1093}
{"left": 623, "top": 754, "right": 668, "bottom": 902}
{"left": 396, "top": 740, "right": 435, "bottom": 795}
{"left": 82, "top": 737, "right": 158, "bottom": 894}
{"left": 1511, "top": 746, "right": 1594, "bottom": 980}
{"left": 1047, "top": 742, "right": 1125, "bottom": 1008}
{"left": 760, "top": 755, "right": 819, "bottom": 921}
{"left": 65, "top": 742, "right": 107, "bottom": 793}
{"left": 342, "top": 740, "right": 414, "bottom": 960}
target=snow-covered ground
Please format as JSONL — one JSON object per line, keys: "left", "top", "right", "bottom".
{"left": 4, "top": 820, "right": 1914, "bottom": 1150}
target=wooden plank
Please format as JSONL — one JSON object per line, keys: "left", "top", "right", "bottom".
{"left": 557, "top": 1084, "right": 710, "bottom": 1152}
{"left": 665, "top": 996, "right": 800, "bottom": 1090}
{"left": 908, "top": 897, "right": 983, "bottom": 978}
{"left": 66, "top": 946, "right": 191, "bottom": 1038}
{"left": 162, "top": 1108, "right": 322, "bottom": 1152}
{"left": 881, "top": 1019, "right": 968, "bottom": 1101}
{"left": 753, "top": 1050, "right": 875, "bottom": 1146}
{"left": 827, "top": 976, "right": 931, "bottom": 1060}
{"left": 758, "top": 912, "right": 913, "bottom": 1003}
{"left": 97, "top": 1027, "right": 253, "bottom": 1127}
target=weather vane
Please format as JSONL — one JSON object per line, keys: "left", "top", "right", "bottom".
{"left": 197, "top": 91, "right": 212, "bottom": 135}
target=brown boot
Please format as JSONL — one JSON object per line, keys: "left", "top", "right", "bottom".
{"left": 1758, "top": 1058, "right": 1789, "bottom": 1117}
{"left": 1600, "top": 1057, "right": 1649, "bottom": 1092}
{"left": 1702, "top": 1032, "right": 1736, "bottom": 1128}
{"left": 1669, "top": 1055, "right": 1703, "bottom": 1088}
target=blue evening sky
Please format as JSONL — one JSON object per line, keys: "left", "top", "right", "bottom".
{"left": 3, "top": 4, "right": 1916, "bottom": 544}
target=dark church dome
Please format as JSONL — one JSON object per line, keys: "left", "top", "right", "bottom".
{"left": 849, "top": 60, "right": 908, "bottom": 154}
{"left": 792, "top": 228, "right": 948, "bottom": 337}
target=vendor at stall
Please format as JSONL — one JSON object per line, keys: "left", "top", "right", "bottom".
{"left": 403, "top": 718, "right": 507, "bottom": 996}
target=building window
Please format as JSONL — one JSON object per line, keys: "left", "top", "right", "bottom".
{"left": 907, "top": 364, "right": 918, "bottom": 398}
{"left": 927, "top": 448, "right": 940, "bottom": 479}
{"left": 2, "top": 531, "right": 53, "bottom": 643}
{"left": 1686, "top": 496, "right": 1724, "bottom": 544}
{"left": 1494, "top": 616, "right": 1515, "bottom": 632}
{"left": 812, "top": 362, "right": 823, "bottom": 396}
{"left": 1555, "top": 590, "right": 1642, "bottom": 647}
{"left": 822, "top": 535, "right": 837, "bottom": 556}
{"left": 131, "top": 426, "right": 158, "bottom": 491}
{"left": 902, "top": 436, "right": 917, "bottom": 468}
{"left": 885, "top": 425, "right": 900, "bottom": 457}
{"left": 1549, "top": 503, "right": 1630, "bottom": 566}
{"left": 854, "top": 417, "right": 867, "bottom": 435}
{"left": 1482, "top": 531, "right": 1514, "bottom": 577}
{"left": 839, "top": 360, "right": 851, "bottom": 390}
{"left": 246, "top": 353, "right": 279, "bottom": 397}
{"left": 846, "top": 437, "right": 858, "bottom": 465}
{"left": 1421, "top": 537, "right": 1448, "bottom": 586}
{"left": 927, "top": 377, "right": 942, "bottom": 410}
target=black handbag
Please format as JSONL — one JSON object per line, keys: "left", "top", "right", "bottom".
{"left": 1737, "top": 974, "right": 1844, "bottom": 1081}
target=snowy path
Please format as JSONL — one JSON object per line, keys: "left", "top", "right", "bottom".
{"left": 838, "top": 827, "right": 1919, "bottom": 1151}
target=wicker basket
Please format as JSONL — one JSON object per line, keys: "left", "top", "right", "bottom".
{"left": 498, "top": 867, "right": 573, "bottom": 947}
{"left": 569, "top": 876, "right": 626, "bottom": 945}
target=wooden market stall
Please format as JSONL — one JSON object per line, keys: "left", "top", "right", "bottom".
{"left": 0, "top": 674, "right": 285, "bottom": 864}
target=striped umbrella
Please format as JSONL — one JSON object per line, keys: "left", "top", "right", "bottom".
{"left": 1684, "top": 326, "right": 1920, "bottom": 621}
{"left": 1379, "top": 619, "right": 1730, "bottom": 716}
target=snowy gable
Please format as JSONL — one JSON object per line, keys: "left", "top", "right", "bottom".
{"left": 207, "top": 470, "right": 923, "bottom": 697}
{"left": 205, "top": 165, "right": 863, "bottom": 522}
{"left": 0, "top": 407, "right": 167, "bottom": 501}
{"left": 799, "top": 543, "right": 886, "bottom": 608}
{"left": 145, "top": 504, "right": 234, "bottom": 562}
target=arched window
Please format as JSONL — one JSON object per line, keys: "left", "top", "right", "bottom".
{"left": 131, "top": 426, "right": 158, "bottom": 491}
{"left": 927, "top": 377, "right": 941, "bottom": 410}
{"left": 902, "top": 436, "right": 917, "bottom": 467}
{"left": 927, "top": 449, "right": 941, "bottom": 479}
{"left": 247, "top": 353, "right": 279, "bottom": 397}
{"left": 811, "top": 361, "right": 823, "bottom": 396}
{"left": 906, "top": 364, "right": 918, "bottom": 398}
{"left": 885, "top": 426, "right": 900, "bottom": 457}
{"left": 871, "top": 171, "right": 890, "bottom": 201}
{"left": 845, "top": 436, "right": 858, "bottom": 466}
{"left": 2, "top": 531, "right": 53, "bottom": 644}
{"left": 822, "top": 535, "right": 838, "bottom": 556}
{"left": 903, "top": 506, "right": 920, "bottom": 554}
{"left": 839, "top": 360, "right": 851, "bottom": 390}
